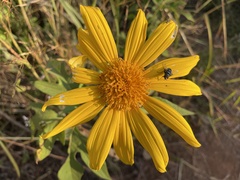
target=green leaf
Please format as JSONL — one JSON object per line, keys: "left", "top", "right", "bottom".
{"left": 29, "top": 102, "right": 61, "bottom": 135}
{"left": 71, "top": 128, "right": 111, "bottom": 180}
{"left": 156, "top": 97, "right": 195, "bottom": 116}
{"left": 36, "top": 138, "right": 54, "bottom": 162}
{"left": 34, "top": 81, "right": 66, "bottom": 96}
{"left": 58, "top": 154, "right": 84, "bottom": 180}
{"left": 30, "top": 102, "right": 59, "bottom": 120}
{"left": 46, "top": 60, "right": 69, "bottom": 84}
{"left": 34, "top": 107, "right": 65, "bottom": 162}
{"left": 89, "top": 163, "right": 111, "bottom": 180}
{"left": 58, "top": 128, "right": 84, "bottom": 180}
{"left": 36, "top": 120, "right": 65, "bottom": 162}
{"left": 181, "top": 11, "right": 195, "bottom": 22}
{"left": 59, "top": 0, "right": 83, "bottom": 28}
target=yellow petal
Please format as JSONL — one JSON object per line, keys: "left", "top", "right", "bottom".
{"left": 42, "top": 86, "right": 100, "bottom": 112}
{"left": 42, "top": 100, "right": 104, "bottom": 139}
{"left": 127, "top": 109, "right": 168, "bottom": 173}
{"left": 113, "top": 110, "right": 134, "bottom": 165}
{"left": 80, "top": 5, "right": 118, "bottom": 64}
{"left": 144, "top": 55, "right": 200, "bottom": 79}
{"left": 68, "top": 56, "right": 87, "bottom": 68}
{"left": 124, "top": 10, "right": 147, "bottom": 63}
{"left": 149, "top": 79, "right": 202, "bottom": 96}
{"left": 87, "top": 108, "right": 120, "bottom": 170}
{"left": 134, "top": 20, "right": 178, "bottom": 67}
{"left": 143, "top": 96, "right": 201, "bottom": 147}
{"left": 77, "top": 29, "right": 107, "bottom": 70}
{"left": 71, "top": 67, "right": 101, "bottom": 84}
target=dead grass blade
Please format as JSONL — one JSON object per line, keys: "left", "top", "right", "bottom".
{"left": 0, "top": 140, "right": 20, "bottom": 178}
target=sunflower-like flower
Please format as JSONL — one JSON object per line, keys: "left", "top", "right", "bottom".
{"left": 41, "top": 5, "right": 201, "bottom": 173}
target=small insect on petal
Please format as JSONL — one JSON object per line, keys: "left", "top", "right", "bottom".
{"left": 163, "top": 68, "right": 173, "bottom": 80}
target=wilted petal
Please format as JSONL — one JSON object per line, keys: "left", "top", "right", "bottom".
{"left": 68, "top": 56, "right": 87, "bottom": 68}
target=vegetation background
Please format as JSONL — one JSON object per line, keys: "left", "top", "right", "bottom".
{"left": 0, "top": 0, "right": 239, "bottom": 179}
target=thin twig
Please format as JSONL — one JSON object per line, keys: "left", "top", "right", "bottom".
{"left": 0, "top": 110, "right": 30, "bottom": 132}
{"left": 179, "top": 29, "right": 195, "bottom": 55}
{"left": 0, "top": 138, "right": 66, "bottom": 161}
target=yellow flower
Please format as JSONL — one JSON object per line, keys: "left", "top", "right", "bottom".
{"left": 41, "top": 5, "right": 201, "bottom": 173}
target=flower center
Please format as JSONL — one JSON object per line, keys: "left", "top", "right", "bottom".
{"left": 98, "top": 59, "right": 149, "bottom": 111}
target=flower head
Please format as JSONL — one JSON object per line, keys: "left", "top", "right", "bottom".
{"left": 41, "top": 5, "right": 201, "bottom": 173}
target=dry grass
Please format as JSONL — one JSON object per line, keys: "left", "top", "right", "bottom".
{"left": 0, "top": 0, "right": 239, "bottom": 179}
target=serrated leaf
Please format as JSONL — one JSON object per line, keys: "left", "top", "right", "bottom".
{"left": 34, "top": 81, "right": 66, "bottom": 96}
{"left": 58, "top": 154, "right": 84, "bottom": 180}
{"left": 156, "top": 97, "right": 195, "bottom": 116}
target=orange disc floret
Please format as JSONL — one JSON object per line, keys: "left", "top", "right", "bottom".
{"left": 98, "top": 59, "right": 149, "bottom": 111}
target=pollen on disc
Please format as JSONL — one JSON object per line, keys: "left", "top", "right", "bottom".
{"left": 98, "top": 59, "right": 149, "bottom": 111}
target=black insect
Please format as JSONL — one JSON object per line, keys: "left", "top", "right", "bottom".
{"left": 163, "top": 68, "right": 172, "bottom": 79}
